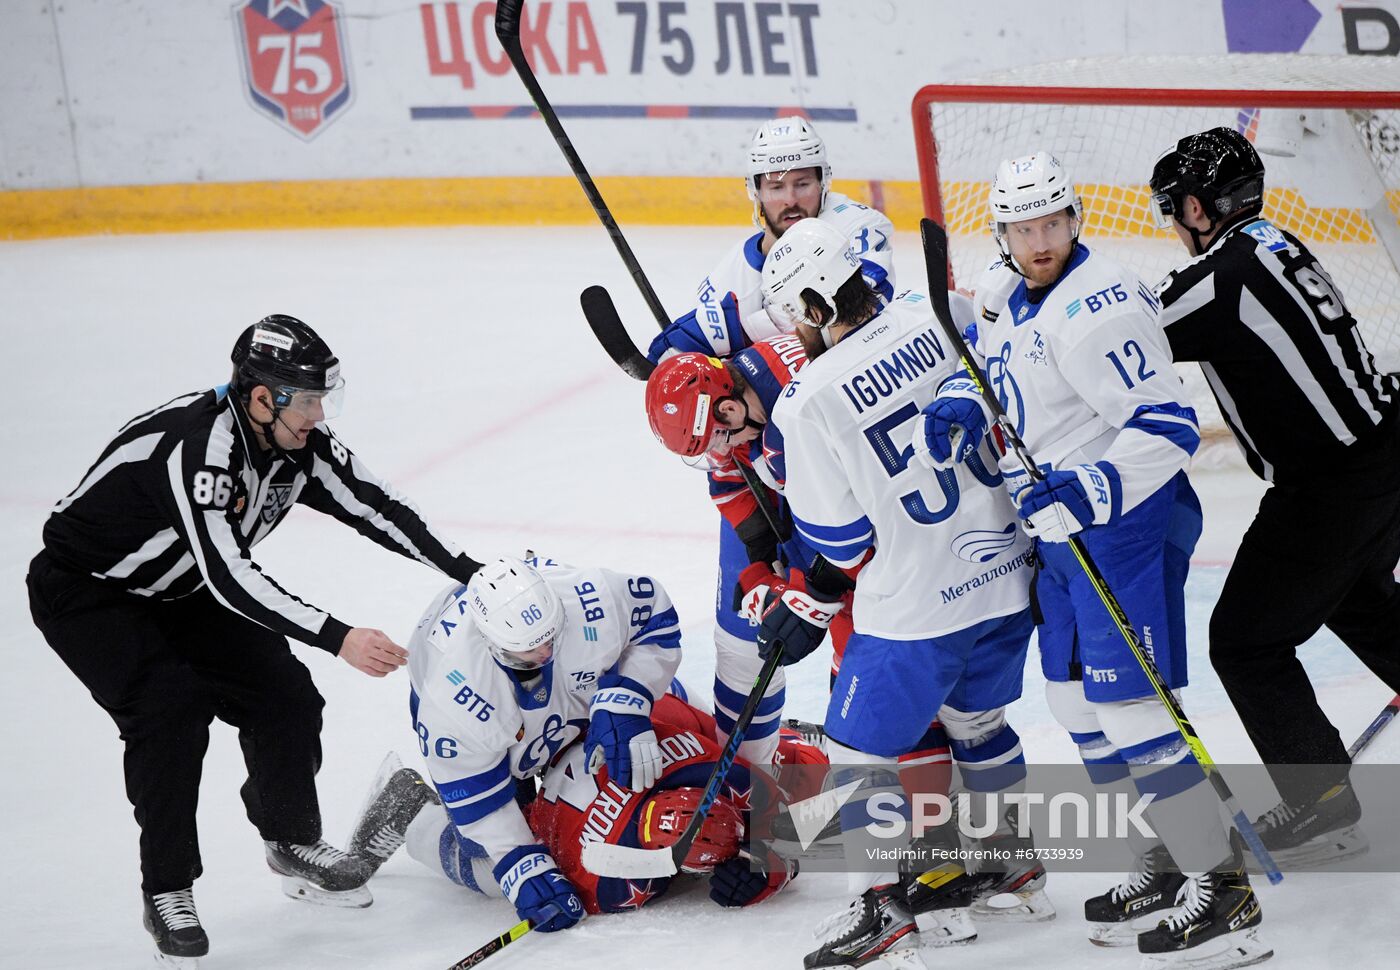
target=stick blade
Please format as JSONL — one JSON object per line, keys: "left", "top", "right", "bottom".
{"left": 581, "top": 285, "right": 655, "bottom": 381}
{"left": 919, "top": 218, "right": 956, "bottom": 329}
{"left": 580, "top": 839, "right": 679, "bottom": 879}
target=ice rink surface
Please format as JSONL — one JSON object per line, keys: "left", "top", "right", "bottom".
{"left": 2, "top": 226, "right": 1396, "bottom": 969}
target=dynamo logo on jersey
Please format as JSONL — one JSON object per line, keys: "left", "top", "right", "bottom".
{"left": 950, "top": 524, "right": 1019, "bottom": 564}
{"left": 986, "top": 344, "right": 1026, "bottom": 437}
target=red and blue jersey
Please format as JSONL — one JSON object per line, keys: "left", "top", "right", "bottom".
{"left": 708, "top": 334, "right": 808, "bottom": 531}
{"left": 525, "top": 696, "right": 817, "bottom": 914}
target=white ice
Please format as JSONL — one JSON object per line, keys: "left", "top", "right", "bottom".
{"left": 2, "top": 227, "right": 1395, "bottom": 969}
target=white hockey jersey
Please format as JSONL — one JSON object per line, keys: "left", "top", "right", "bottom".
{"left": 968, "top": 246, "right": 1200, "bottom": 514}
{"left": 649, "top": 192, "right": 896, "bottom": 360}
{"left": 768, "top": 291, "right": 1032, "bottom": 640}
{"left": 406, "top": 557, "right": 682, "bottom": 864}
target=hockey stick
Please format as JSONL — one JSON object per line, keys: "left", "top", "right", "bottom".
{"left": 576, "top": 236, "right": 789, "bottom": 545}
{"left": 580, "top": 285, "right": 655, "bottom": 381}
{"left": 581, "top": 644, "right": 787, "bottom": 878}
{"left": 919, "top": 218, "right": 1283, "bottom": 885}
{"left": 1347, "top": 693, "right": 1400, "bottom": 761}
{"left": 495, "top": 0, "right": 670, "bottom": 331}
{"left": 444, "top": 904, "right": 558, "bottom": 969}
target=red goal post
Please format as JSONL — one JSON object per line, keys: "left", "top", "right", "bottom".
{"left": 909, "top": 55, "right": 1400, "bottom": 455}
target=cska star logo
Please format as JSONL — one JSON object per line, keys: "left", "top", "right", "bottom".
{"left": 233, "top": 0, "right": 353, "bottom": 139}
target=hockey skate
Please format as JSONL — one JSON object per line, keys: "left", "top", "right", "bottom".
{"left": 805, "top": 884, "right": 927, "bottom": 970}
{"left": 783, "top": 717, "right": 830, "bottom": 754}
{"left": 1250, "top": 778, "right": 1367, "bottom": 870}
{"left": 347, "top": 757, "right": 439, "bottom": 877}
{"left": 899, "top": 826, "right": 976, "bottom": 946}
{"left": 900, "top": 861, "right": 977, "bottom": 946}
{"left": 1084, "top": 843, "right": 1187, "bottom": 947}
{"left": 962, "top": 807, "right": 1055, "bottom": 923}
{"left": 265, "top": 839, "right": 373, "bottom": 908}
{"left": 142, "top": 888, "right": 208, "bottom": 967}
{"left": 1136, "top": 841, "right": 1272, "bottom": 970}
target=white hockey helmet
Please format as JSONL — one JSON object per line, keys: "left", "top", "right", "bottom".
{"left": 761, "top": 218, "right": 862, "bottom": 332}
{"left": 465, "top": 558, "right": 564, "bottom": 671}
{"left": 989, "top": 151, "right": 1082, "bottom": 271}
{"left": 746, "top": 116, "right": 833, "bottom": 216}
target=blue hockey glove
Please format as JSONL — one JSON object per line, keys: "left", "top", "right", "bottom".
{"left": 586, "top": 675, "right": 663, "bottom": 791}
{"left": 493, "top": 845, "right": 585, "bottom": 932}
{"left": 755, "top": 588, "right": 841, "bottom": 666}
{"left": 1013, "top": 463, "right": 1120, "bottom": 542}
{"left": 912, "top": 376, "right": 992, "bottom": 469}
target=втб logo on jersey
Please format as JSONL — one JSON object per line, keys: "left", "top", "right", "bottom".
{"left": 234, "top": 0, "right": 354, "bottom": 139}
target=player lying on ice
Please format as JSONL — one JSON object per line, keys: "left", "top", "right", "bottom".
{"left": 341, "top": 556, "right": 819, "bottom": 929}
{"left": 643, "top": 346, "right": 965, "bottom": 854}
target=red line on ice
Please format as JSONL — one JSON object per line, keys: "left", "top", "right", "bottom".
{"left": 395, "top": 370, "right": 613, "bottom": 484}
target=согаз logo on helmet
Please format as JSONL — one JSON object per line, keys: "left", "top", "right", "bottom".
{"left": 233, "top": 0, "right": 354, "bottom": 140}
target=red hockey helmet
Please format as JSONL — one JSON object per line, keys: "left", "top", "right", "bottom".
{"left": 644, "top": 353, "right": 735, "bottom": 458}
{"left": 637, "top": 788, "right": 744, "bottom": 873}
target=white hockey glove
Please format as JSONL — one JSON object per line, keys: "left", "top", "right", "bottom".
{"left": 1012, "top": 462, "right": 1120, "bottom": 543}
{"left": 586, "top": 675, "right": 663, "bottom": 791}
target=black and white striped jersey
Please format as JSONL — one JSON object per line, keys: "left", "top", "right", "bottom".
{"left": 41, "top": 385, "right": 480, "bottom": 652}
{"left": 1156, "top": 216, "right": 1398, "bottom": 483}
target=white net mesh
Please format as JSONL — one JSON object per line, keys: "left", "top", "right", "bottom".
{"left": 915, "top": 55, "right": 1400, "bottom": 457}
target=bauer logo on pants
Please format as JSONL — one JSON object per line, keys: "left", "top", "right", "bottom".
{"left": 233, "top": 0, "right": 354, "bottom": 139}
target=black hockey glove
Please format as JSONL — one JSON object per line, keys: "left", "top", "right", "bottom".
{"left": 753, "top": 587, "right": 840, "bottom": 666}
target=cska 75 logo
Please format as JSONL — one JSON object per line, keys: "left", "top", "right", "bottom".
{"left": 233, "top": 0, "right": 353, "bottom": 139}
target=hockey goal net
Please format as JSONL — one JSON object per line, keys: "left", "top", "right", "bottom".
{"left": 911, "top": 54, "right": 1400, "bottom": 461}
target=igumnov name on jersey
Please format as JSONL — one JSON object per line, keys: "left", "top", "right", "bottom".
{"left": 1156, "top": 217, "right": 1398, "bottom": 482}
{"left": 767, "top": 290, "right": 1032, "bottom": 639}
{"left": 406, "top": 559, "right": 681, "bottom": 862}
{"left": 972, "top": 246, "right": 1200, "bottom": 513}
{"left": 42, "top": 384, "right": 477, "bottom": 651}
{"left": 648, "top": 194, "right": 896, "bottom": 361}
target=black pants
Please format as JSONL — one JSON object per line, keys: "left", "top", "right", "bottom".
{"left": 1209, "top": 426, "right": 1400, "bottom": 803}
{"left": 27, "top": 551, "right": 326, "bottom": 894}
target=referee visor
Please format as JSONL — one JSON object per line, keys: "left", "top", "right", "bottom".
{"left": 1149, "top": 191, "right": 1178, "bottom": 230}
{"left": 273, "top": 379, "right": 346, "bottom": 421}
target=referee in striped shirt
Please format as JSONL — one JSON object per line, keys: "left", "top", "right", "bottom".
{"left": 1150, "top": 127, "right": 1400, "bottom": 864}
{"left": 26, "top": 316, "right": 483, "bottom": 961}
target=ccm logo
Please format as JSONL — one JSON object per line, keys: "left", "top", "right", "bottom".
{"left": 1013, "top": 199, "right": 1048, "bottom": 213}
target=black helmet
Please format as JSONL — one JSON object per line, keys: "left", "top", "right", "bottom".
{"left": 1149, "top": 126, "right": 1265, "bottom": 233}
{"left": 231, "top": 314, "right": 340, "bottom": 403}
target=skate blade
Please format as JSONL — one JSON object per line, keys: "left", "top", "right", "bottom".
{"left": 914, "top": 907, "right": 977, "bottom": 946}
{"left": 279, "top": 875, "right": 372, "bottom": 908}
{"left": 1089, "top": 908, "right": 1180, "bottom": 948}
{"left": 1249, "top": 825, "right": 1368, "bottom": 871}
{"left": 153, "top": 952, "right": 200, "bottom": 967}
{"left": 831, "top": 944, "right": 926, "bottom": 970}
{"left": 1139, "top": 928, "right": 1273, "bottom": 970}
{"left": 970, "top": 888, "right": 1056, "bottom": 923}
